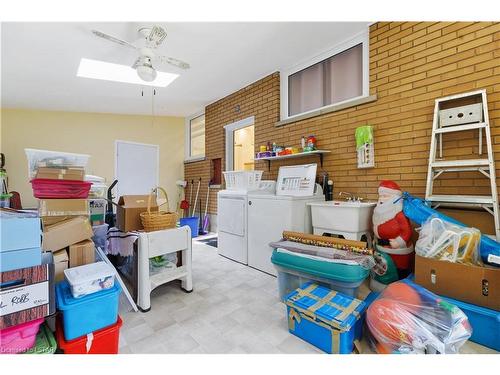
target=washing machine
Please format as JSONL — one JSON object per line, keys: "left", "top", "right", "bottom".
{"left": 247, "top": 164, "right": 325, "bottom": 276}
{"left": 217, "top": 182, "right": 275, "bottom": 264}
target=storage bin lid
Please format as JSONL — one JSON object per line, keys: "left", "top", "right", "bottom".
{"left": 55, "top": 280, "right": 121, "bottom": 310}
{"left": 285, "top": 282, "right": 366, "bottom": 332}
{"left": 271, "top": 249, "right": 369, "bottom": 283}
{"left": 63, "top": 261, "right": 114, "bottom": 285}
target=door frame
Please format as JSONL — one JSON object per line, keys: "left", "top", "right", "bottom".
{"left": 114, "top": 140, "right": 160, "bottom": 198}
{"left": 224, "top": 116, "right": 255, "bottom": 171}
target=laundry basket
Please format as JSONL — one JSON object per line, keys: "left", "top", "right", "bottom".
{"left": 140, "top": 187, "right": 177, "bottom": 232}
{"left": 223, "top": 170, "right": 263, "bottom": 190}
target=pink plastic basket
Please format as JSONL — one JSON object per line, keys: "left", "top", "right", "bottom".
{"left": 31, "top": 179, "right": 92, "bottom": 199}
{"left": 0, "top": 318, "right": 44, "bottom": 354}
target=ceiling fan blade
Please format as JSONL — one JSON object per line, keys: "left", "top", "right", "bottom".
{"left": 91, "top": 29, "right": 138, "bottom": 50}
{"left": 146, "top": 26, "right": 167, "bottom": 48}
{"left": 157, "top": 56, "right": 190, "bottom": 70}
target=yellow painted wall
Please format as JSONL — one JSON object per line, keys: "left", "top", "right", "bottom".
{"left": 0, "top": 108, "right": 185, "bottom": 208}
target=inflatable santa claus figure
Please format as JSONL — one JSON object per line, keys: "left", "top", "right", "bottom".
{"left": 371, "top": 180, "right": 414, "bottom": 291}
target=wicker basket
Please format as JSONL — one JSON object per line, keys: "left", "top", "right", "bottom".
{"left": 140, "top": 187, "right": 177, "bottom": 232}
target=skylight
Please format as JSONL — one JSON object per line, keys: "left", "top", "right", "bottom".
{"left": 76, "top": 58, "right": 179, "bottom": 87}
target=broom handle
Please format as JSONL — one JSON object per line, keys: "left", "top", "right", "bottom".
{"left": 204, "top": 185, "right": 210, "bottom": 216}
{"left": 192, "top": 178, "right": 201, "bottom": 216}
{"left": 189, "top": 180, "right": 193, "bottom": 208}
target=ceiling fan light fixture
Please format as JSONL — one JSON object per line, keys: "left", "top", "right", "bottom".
{"left": 136, "top": 64, "right": 157, "bottom": 82}
{"left": 77, "top": 58, "right": 178, "bottom": 88}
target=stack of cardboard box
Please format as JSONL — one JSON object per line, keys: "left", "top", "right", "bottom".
{"left": 34, "top": 167, "right": 96, "bottom": 282}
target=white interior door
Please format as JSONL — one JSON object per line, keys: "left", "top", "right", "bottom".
{"left": 224, "top": 116, "right": 255, "bottom": 171}
{"left": 115, "top": 140, "right": 159, "bottom": 197}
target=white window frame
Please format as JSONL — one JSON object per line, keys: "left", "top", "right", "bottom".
{"left": 280, "top": 29, "right": 370, "bottom": 121}
{"left": 224, "top": 116, "right": 255, "bottom": 171}
{"left": 184, "top": 111, "right": 206, "bottom": 162}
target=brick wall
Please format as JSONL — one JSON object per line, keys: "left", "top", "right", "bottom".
{"left": 185, "top": 21, "right": 500, "bottom": 215}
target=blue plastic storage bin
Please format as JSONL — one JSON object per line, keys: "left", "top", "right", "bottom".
{"left": 55, "top": 280, "right": 120, "bottom": 341}
{"left": 272, "top": 249, "right": 369, "bottom": 300}
{"left": 285, "top": 282, "right": 367, "bottom": 354}
{"left": 440, "top": 295, "right": 500, "bottom": 351}
{"left": 180, "top": 216, "right": 198, "bottom": 238}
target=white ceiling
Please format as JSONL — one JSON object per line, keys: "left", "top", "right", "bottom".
{"left": 1, "top": 22, "right": 370, "bottom": 117}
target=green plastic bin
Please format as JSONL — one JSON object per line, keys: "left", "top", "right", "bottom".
{"left": 23, "top": 323, "right": 57, "bottom": 354}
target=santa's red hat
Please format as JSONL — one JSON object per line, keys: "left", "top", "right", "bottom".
{"left": 378, "top": 180, "right": 402, "bottom": 196}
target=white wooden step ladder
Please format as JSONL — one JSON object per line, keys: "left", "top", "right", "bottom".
{"left": 425, "top": 89, "right": 500, "bottom": 240}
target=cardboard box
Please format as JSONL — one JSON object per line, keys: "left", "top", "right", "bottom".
{"left": 39, "top": 199, "right": 89, "bottom": 227}
{"left": 69, "top": 239, "right": 95, "bottom": 268}
{"left": 0, "top": 252, "right": 55, "bottom": 329}
{"left": 38, "top": 199, "right": 90, "bottom": 226}
{"left": 438, "top": 207, "right": 496, "bottom": 236}
{"left": 116, "top": 195, "right": 158, "bottom": 232}
{"left": 415, "top": 255, "right": 500, "bottom": 311}
{"left": 35, "top": 166, "right": 85, "bottom": 181}
{"left": 42, "top": 216, "right": 93, "bottom": 252}
{"left": 53, "top": 249, "right": 69, "bottom": 282}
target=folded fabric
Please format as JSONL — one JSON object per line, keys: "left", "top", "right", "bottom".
{"left": 107, "top": 228, "right": 139, "bottom": 257}
{"left": 269, "top": 239, "right": 375, "bottom": 269}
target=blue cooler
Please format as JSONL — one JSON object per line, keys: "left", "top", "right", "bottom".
{"left": 55, "top": 280, "right": 121, "bottom": 340}
{"left": 285, "top": 282, "right": 367, "bottom": 354}
{"left": 440, "top": 295, "right": 500, "bottom": 351}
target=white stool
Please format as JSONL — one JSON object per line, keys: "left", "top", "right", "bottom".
{"left": 137, "top": 226, "right": 193, "bottom": 312}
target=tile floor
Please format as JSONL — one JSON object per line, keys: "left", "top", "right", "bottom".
{"left": 118, "top": 242, "right": 497, "bottom": 354}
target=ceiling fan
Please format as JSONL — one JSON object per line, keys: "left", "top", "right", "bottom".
{"left": 91, "top": 25, "right": 190, "bottom": 82}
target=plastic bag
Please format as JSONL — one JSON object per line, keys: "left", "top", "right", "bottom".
{"left": 366, "top": 279, "right": 472, "bottom": 354}
{"left": 415, "top": 215, "right": 482, "bottom": 266}
{"left": 149, "top": 253, "right": 178, "bottom": 275}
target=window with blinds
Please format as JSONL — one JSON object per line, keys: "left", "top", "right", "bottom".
{"left": 288, "top": 43, "right": 364, "bottom": 117}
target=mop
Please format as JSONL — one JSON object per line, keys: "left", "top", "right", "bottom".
{"left": 201, "top": 185, "right": 210, "bottom": 234}
{"left": 184, "top": 179, "right": 193, "bottom": 217}
{"left": 176, "top": 180, "right": 188, "bottom": 218}
{"left": 191, "top": 178, "right": 201, "bottom": 217}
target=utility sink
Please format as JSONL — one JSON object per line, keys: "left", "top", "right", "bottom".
{"left": 307, "top": 200, "right": 377, "bottom": 241}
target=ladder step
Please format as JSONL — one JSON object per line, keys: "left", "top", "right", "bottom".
{"left": 426, "top": 195, "right": 495, "bottom": 205}
{"left": 435, "top": 122, "right": 487, "bottom": 134}
{"left": 431, "top": 159, "right": 490, "bottom": 168}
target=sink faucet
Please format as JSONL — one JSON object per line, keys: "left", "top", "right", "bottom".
{"left": 338, "top": 191, "right": 364, "bottom": 202}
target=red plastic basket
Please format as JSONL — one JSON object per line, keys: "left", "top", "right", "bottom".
{"left": 30, "top": 179, "right": 92, "bottom": 199}
{"left": 56, "top": 316, "right": 122, "bottom": 354}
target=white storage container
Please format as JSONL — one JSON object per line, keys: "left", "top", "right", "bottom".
{"left": 25, "top": 148, "right": 90, "bottom": 179}
{"left": 88, "top": 183, "right": 107, "bottom": 198}
{"left": 439, "top": 103, "right": 483, "bottom": 127}
{"left": 223, "top": 170, "right": 263, "bottom": 191}
{"left": 64, "top": 261, "right": 115, "bottom": 298}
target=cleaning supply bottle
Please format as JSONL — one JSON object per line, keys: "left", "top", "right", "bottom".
{"left": 327, "top": 180, "right": 334, "bottom": 201}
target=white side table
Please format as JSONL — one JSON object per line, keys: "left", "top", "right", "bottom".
{"left": 137, "top": 226, "right": 193, "bottom": 312}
